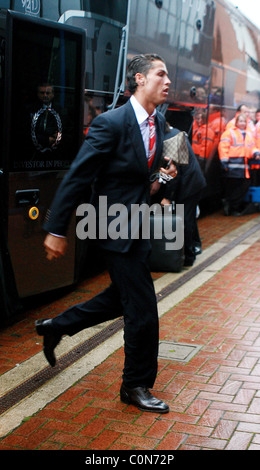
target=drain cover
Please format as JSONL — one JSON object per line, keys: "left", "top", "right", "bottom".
{"left": 158, "top": 341, "right": 202, "bottom": 362}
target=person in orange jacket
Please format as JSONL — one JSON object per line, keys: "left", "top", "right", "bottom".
{"left": 255, "top": 120, "right": 260, "bottom": 149}
{"left": 192, "top": 109, "right": 215, "bottom": 172}
{"left": 225, "top": 104, "right": 255, "bottom": 133}
{"left": 208, "top": 108, "right": 227, "bottom": 146}
{"left": 218, "top": 113, "right": 260, "bottom": 215}
{"left": 251, "top": 120, "right": 260, "bottom": 185}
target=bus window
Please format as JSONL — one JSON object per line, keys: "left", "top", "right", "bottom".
{"left": 82, "top": 0, "right": 128, "bottom": 24}
{"left": 60, "top": 0, "right": 81, "bottom": 15}
{"left": 59, "top": 11, "right": 124, "bottom": 94}
{"left": 41, "top": 1, "right": 60, "bottom": 21}
{"left": 6, "top": 13, "right": 84, "bottom": 172}
{"left": 0, "top": 0, "right": 10, "bottom": 8}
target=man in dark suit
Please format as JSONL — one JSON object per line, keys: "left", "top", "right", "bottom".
{"left": 36, "top": 54, "right": 176, "bottom": 413}
{"left": 160, "top": 124, "right": 206, "bottom": 266}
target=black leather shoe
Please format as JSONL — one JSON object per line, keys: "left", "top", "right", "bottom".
{"left": 184, "top": 258, "right": 194, "bottom": 267}
{"left": 120, "top": 384, "right": 169, "bottom": 413}
{"left": 35, "top": 319, "right": 61, "bottom": 367}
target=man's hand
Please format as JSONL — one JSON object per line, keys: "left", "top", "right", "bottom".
{"left": 160, "top": 157, "right": 178, "bottom": 178}
{"left": 44, "top": 234, "right": 68, "bottom": 260}
{"left": 150, "top": 158, "right": 178, "bottom": 194}
{"left": 160, "top": 198, "right": 171, "bottom": 206}
{"left": 150, "top": 179, "right": 161, "bottom": 195}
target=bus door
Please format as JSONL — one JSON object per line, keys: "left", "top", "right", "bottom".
{"left": 3, "top": 11, "right": 85, "bottom": 299}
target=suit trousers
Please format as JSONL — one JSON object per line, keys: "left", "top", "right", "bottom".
{"left": 180, "top": 191, "right": 202, "bottom": 264}
{"left": 51, "top": 239, "right": 159, "bottom": 389}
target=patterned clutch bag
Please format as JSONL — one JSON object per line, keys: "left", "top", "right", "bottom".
{"left": 161, "top": 131, "right": 189, "bottom": 166}
{"left": 150, "top": 131, "right": 189, "bottom": 184}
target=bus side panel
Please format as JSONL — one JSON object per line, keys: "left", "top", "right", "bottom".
{"left": 7, "top": 173, "right": 76, "bottom": 298}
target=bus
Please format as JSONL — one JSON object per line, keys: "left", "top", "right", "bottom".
{"left": 0, "top": 0, "right": 260, "bottom": 323}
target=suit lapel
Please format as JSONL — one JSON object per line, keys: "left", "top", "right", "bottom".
{"left": 150, "top": 113, "right": 164, "bottom": 172}
{"left": 126, "top": 101, "right": 148, "bottom": 174}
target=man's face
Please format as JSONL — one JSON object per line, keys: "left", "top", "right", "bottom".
{"left": 195, "top": 111, "right": 205, "bottom": 126}
{"left": 37, "top": 86, "right": 54, "bottom": 105}
{"left": 240, "top": 105, "right": 249, "bottom": 118}
{"left": 141, "top": 60, "right": 171, "bottom": 107}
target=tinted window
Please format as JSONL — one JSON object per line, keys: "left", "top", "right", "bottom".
{"left": 62, "top": 13, "right": 123, "bottom": 94}
{"left": 82, "top": 0, "right": 128, "bottom": 24}
{"left": 6, "top": 14, "right": 84, "bottom": 171}
{"left": 41, "top": 0, "right": 59, "bottom": 20}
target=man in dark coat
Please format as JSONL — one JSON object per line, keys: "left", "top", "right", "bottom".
{"left": 161, "top": 124, "right": 206, "bottom": 266}
{"left": 36, "top": 54, "right": 177, "bottom": 413}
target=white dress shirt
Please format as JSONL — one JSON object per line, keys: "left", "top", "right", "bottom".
{"left": 130, "top": 95, "right": 156, "bottom": 158}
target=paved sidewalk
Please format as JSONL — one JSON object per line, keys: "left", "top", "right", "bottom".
{"left": 1, "top": 211, "right": 260, "bottom": 451}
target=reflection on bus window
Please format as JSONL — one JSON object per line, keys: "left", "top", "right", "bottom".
{"left": 83, "top": 94, "right": 104, "bottom": 136}
{"left": 28, "top": 83, "right": 73, "bottom": 155}
{"left": 192, "top": 109, "right": 215, "bottom": 171}
{"left": 10, "top": 20, "right": 81, "bottom": 172}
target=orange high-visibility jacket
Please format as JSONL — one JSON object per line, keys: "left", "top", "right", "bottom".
{"left": 255, "top": 121, "right": 260, "bottom": 149}
{"left": 192, "top": 124, "right": 215, "bottom": 160}
{"left": 218, "top": 127, "right": 258, "bottom": 178}
{"left": 252, "top": 122, "right": 260, "bottom": 170}
{"left": 225, "top": 115, "right": 255, "bottom": 133}
{"left": 208, "top": 111, "right": 227, "bottom": 144}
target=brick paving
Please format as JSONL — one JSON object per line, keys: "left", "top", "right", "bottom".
{"left": 1, "top": 211, "right": 260, "bottom": 450}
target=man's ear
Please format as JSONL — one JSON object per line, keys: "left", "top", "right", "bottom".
{"left": 135, "top": 72, "right": 145, "bottom": 87}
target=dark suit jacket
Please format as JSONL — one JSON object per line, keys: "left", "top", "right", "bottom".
{"left": 44, "top": 100, "right": 165, "bottom": 252}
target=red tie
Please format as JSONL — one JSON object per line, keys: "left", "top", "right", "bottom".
{"left": 148, "top": 115, "right": 156, "bottom": 168}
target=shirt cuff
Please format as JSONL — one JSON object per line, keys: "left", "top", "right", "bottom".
{"left": 49, "top": 233, "right": 66, "bottom": 238}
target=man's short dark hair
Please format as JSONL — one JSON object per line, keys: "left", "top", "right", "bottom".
{"left": 236, "top": 104, "right": 246, "bottom": 112}
{"left": 126, "top": 53, "right": 165, "bottom": 95}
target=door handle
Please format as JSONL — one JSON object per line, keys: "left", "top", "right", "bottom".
{"left": 15, "top": 189, "right": 40, "bottom": 207}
